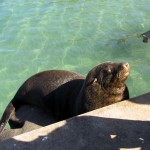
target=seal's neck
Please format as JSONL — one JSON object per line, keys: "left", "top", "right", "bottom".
{"left": 82, "top": 82, "right": 126, "bottom": 112}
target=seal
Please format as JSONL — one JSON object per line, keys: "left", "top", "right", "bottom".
{"left": 0, "top": 62, "right": 130, "bottom": 133}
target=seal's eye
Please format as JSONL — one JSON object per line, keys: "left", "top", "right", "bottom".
{"left": 107, "top": 69, "right": 112, "bottom": 74}
{"left": 103, "top": 69, "right": 112, "bottom": 76}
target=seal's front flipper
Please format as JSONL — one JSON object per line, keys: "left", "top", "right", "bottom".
{"left": 0, "top": 102, "right": 15, "bottom": 133}
{"left": 9, "top": 115, "right": 24, "bottom": 129}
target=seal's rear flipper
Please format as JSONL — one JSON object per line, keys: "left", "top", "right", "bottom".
{"left": 0, "top": 102, "right": 15, "bottom": 133}
{"left": 9, "top": 115, "right": 24, "bottom": 129}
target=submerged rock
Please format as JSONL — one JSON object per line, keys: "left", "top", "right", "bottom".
{"left": 141, "top": 31, "right": 150, "bottom": 43}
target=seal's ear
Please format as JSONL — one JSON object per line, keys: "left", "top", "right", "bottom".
{"left": 85, "top": 75, "right": 97, "bottom": 86}
{"left": 93, "top": 78, "right": 97, "bottom": 83}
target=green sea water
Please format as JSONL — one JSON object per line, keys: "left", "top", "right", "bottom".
{"left": 0, "top": 0, "right": 150, "bottom": 116}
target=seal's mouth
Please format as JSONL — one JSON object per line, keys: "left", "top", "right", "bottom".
{"left": 118, "top": 62, "right": 130, "bottom": 81}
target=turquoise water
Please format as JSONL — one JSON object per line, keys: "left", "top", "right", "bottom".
{"left": 0, "top": 0, "right": 150, "bottom": 116}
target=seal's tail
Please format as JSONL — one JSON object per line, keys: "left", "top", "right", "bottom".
{"left": 0, "top": 102, "right": 15, "bottom": 134}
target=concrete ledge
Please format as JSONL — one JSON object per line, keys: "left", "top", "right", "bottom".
{"left": 0, "top": 92, "right": 150, "bottom": 150}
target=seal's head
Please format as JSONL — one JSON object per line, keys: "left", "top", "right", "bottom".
{"left": 86, "top": 62, "right": 129, "bottom": 90}
{"left": 84, "top": 62, "right": 129, "bottom": 111}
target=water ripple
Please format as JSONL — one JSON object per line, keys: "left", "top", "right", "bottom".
{"left": 0, "top": 0, "right": 150, "bottom": 115}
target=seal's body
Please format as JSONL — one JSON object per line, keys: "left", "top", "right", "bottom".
{"left": 0, "top": 62, "right": 130, "bottom": 133}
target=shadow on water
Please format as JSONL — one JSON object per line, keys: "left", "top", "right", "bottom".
{"left": 103, "top": 32, "right": 144, "bottom": 60}
{"left": 1, "top": 116, "right": 150, "bottom": 150}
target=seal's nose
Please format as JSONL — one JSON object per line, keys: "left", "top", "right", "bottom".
{"left": 122, "top": 62, "right": 129, "bottom": 69}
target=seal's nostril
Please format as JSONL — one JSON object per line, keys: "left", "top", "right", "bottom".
{"left": 122, "top": 63, "right": 129, "bottom": 69}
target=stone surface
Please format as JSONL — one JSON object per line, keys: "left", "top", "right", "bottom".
{"left": 0, "top": 92, "right": 150, "bottom": 150}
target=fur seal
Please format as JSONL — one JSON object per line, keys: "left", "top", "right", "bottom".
{"left": 0, "top": 62, "right": 130, "bottom": 133}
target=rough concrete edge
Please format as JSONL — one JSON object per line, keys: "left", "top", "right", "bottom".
{"left": 2, "top": 92, "right": 150, "bottom": 142}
